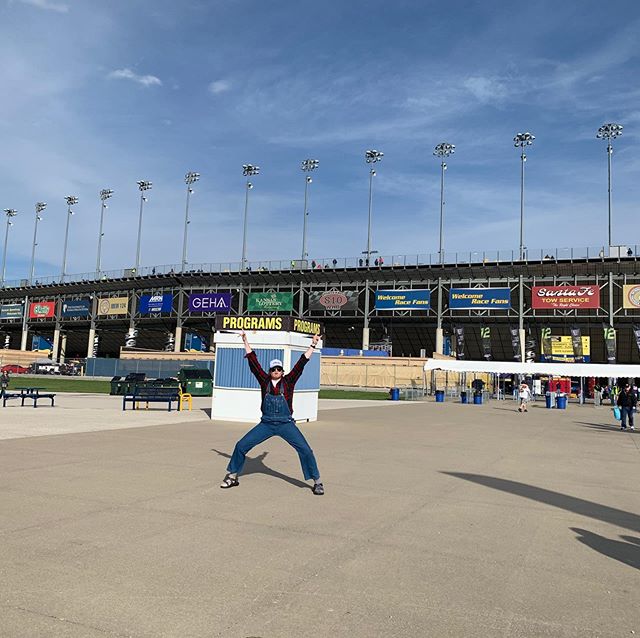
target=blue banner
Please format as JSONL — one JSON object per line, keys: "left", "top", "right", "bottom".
{"left": 61, "top": 299, "right": 91, "bottom": 318}
{"left": 31, "top": 335, "right": 52, "bottom": 352}
{"left": 188, "top": 292, "right": 232, "bottom": 313}
{"left": 139, "top": 294, "right": 173, "bottom": 314}
{"left": 375, "top": 289, "right": 431, "bottom": 310}
{"left": 0, "top": 303, "right": 23, "bottom": 320}
{"left": 184, "top": 333, "right": 207, "bottom": 352}
{"left": 449, "top": 288, "right": 511, "bottom": 309}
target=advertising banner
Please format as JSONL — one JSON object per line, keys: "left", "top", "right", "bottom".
{"left": 622, "top": 285, "right": 640, "bottom": 309}
{"left": 0, "top": 303, "right": 23, "bottom": 320}
{"left": 510, "top": 326, "right": 521, "bottom": 361}
{"left": 97, "top": 297, "right": 129, "bottom": 315}
{"left": 454, "top": 326, "right": 465, "bottom": 360}
{"left": 188, "top": 292, "right": 232, "bottom": 313}
{"left": 31, "top": 335, "right": 52, "bottom": 352}
{"left": 215, "top": 315, "right": 322, "bottom": 335}
{"left": 139, "top": 293, "right": 173, "bottom": 314}
{"left": 29, "top": 301, "right": 55, "bottom": 319}
{"left": 540, "top": 327, "right": 552, "bottom": 358}
{"left": 480, "top": 326, "right": 492, "bottom": 360}
{"left": 525, "top": 329, "right": 537, "bottom": 363}
{"left": 61, "top": 299, "right": 91, "bottom": 318}
{"left": 247, "top": 292, "right": 293, "bottom": 312}
{"left": 449, "top": 288, "right": 511, "bottom": 309}
{"left": 309, "top": 289, "right": 359, "bottom": 312}
{"left": 603, "top": 325, "right": 616, "bottom": 364}
{"left": 374, "top": 289, "right": 431, "bottom": 310}
{"left": 541, "top": 336, "right": 591, "bottom": 362}
{"left": 531, "top": 285, "right": 600, "bottom": 309}
{"left": 570, "top": 326, "right": 584, "bottom": 362}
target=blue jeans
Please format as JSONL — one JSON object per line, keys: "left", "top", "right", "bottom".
{"left": 227, "top": 420, "right": 320, "bottom": 480}
{"left": 227, "top": 392, "right": 320, "bottom": 480}
{"left": 620, "top": 406, "right": 634, "bottom": 428}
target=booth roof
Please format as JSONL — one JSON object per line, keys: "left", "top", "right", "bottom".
{"left": 423, "top": 359, "right": 640, "bottom": 377}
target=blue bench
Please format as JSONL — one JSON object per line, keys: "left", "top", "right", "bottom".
{"left": 2, "top": 391, "right": 56, "bottom": 408}
{"left": 122, "top": 386, "right": 180, "bottom": 412}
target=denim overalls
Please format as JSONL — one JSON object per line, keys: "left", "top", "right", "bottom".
{"left": 227, "top": 388, "right": 320, "bottom": 480}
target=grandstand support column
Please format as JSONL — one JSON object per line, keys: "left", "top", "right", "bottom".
{"left": 237, "top": 285, "right": 244, "bottom": 315}
{"left": 362, "top": 279, "right": 370, "bottom": 350}
{"left": 52, "top": 324, "right": 61, "bottom": 362}
{"left": 436, "top": 278, "right": 444, "bottom": 354}
{"left": 87, "top": 295, "right": 97, "bottom": 359}
{"left": 60, "top": 333, "right": 67, "bottom": 363}
{"left": 174, "top": 325, "right": 183, "bottom": 353}
{"left": 518, "top": 275, "right": 525, "bottom": 362}
{"left": 608, "top": 271, "right": 614, "bottom": 328}
{"left": 174, "top": 291, "right": 184, "bottom": 353}
{"left": 20, "top": 295, "right": 29, "bottom": 351}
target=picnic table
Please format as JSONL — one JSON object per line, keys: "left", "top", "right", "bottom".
{"left": 2, "top": 386, "right": 56, "bottom": 408}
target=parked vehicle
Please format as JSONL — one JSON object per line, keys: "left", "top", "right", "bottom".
{"left": 1, "top": 364, "right": 30, "bottom": 374}
{"left": 29, "top": 361, "right": 61, "bottom": 375}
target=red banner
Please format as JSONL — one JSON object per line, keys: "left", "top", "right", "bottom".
{"left": 29, "top": 301, "right": 56, "bottom": 319}
{"left": 531, "top": 285, "right": 600, "bottom": 309}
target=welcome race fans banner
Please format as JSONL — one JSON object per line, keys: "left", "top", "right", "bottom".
{"left": 531, "top": 285, "right": 599, "bottom": 309}
{"left": 449, "top": 288, "right": 511, "bottom": 309}
{"left": 374, "top": 289, "right": 431, "bottom": 310}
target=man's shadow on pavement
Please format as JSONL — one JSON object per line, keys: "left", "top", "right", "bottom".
{"left": 571, "top": 528, "right": 640, "bottom": 571}
{"left": 211, "top": 449, "right": 310, "bottom": 490}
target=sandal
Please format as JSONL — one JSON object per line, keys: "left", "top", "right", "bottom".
{"left": 312, "top": 482, "right": 325, "bottom": 496}
{"left": 220, "top": 475, "right": 239, "bottom": 489}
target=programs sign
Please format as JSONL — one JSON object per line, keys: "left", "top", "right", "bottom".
{"left": 531, "top": 285, "right": 600, "bottom": 309}
{"left": 449, "top": 288, "right": 511, "bottom": 309}
{"left": 375, "top": 289, "right": 431, "bottom": 310}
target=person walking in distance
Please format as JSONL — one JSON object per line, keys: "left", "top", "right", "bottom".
{"left": 518, "top": 382, "right": 531, "bottom": 412}
{"left": 617, "top": 382, "right": 637, "bottom": 431}
{"left": 220, "top": 330, "right": 324, "bottom": 495}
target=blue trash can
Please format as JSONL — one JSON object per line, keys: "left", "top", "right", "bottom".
{"left": 435, "top": 390, "right": 445, "bottom": 403}
{"left": 390, "top": 388, "right": 400, "bottom": 401}
{"left": 461, "top": 391, "right": 468, "bottom": 404}
{"left": 545, "top": 392, "right": 553, "bottom": 409}
{"left": 473, "top": 392, "right": 483, "bottom": 405}
{"left": 556, "top": 394, "right": 567, "bottom": 410}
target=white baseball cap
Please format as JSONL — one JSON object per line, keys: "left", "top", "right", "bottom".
{"left": 269, "top": 359, "right": 283, "bottom": 370}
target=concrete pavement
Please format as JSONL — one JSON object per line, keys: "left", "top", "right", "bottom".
{"left": 0, "top": 398, "right": 638, "bottom": 636}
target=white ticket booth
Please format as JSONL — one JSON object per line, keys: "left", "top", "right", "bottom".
{"left": 211, "top": 316, "right": 322, "bottom": 423}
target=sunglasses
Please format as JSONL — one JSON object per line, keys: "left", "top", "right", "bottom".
{"left": 270, "top": 366, "right": 283, "bottom": 372}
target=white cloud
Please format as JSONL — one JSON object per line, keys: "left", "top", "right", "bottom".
{"left": 208, "top": 79, "right": 231, "bottom": 95}
{"left": 18, "top": 0, "right": 69, "bottom": 13}
{"left": 463, "top": 76, "right": 508, "bottom": 104}
{"left": 108, "top": 68, "right": 162, "bottom": 87}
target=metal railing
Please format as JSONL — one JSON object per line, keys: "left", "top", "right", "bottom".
{"left": 1, "top": 244, "right": 637, "bottom": 291}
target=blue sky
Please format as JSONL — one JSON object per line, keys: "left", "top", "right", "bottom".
{"left": 0, "top": 0, "right": 639, "bottom": 281}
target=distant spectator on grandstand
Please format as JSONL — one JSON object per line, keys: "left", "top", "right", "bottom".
{"left": 627, "top": 247, "right": 633, "bottom": 256}
{"left": 332, "top": 258, "right": 337, "bottom": 268}
{"left": 311, "top": 260, "right": 316, "bottom": 269}
{"left": 374, "top": 258, "right": 379, "bottom": 266}
{"left": 359, "top": 259, "right": 363, "bottom": 267}
{"left": 379, "top": 256, "right": 384, "bottom": 266}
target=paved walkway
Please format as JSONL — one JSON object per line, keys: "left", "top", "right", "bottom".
{"left": 0, "top": 399, "right": 638, "bottom": 637}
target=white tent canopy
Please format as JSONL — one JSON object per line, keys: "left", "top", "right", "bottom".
{"left": 423, "top": 359, "right": 640, "bottom": 378}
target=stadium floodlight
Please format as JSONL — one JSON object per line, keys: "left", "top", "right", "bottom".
{"left": 182, "top": 171, "right": 200, "bottom": 272}
{"left": 364, "top": 150, "right": 383, "bottom": 263}
{"left": 241, "top": 165, "right": 260, "bottom": 269}
{"left": 1, "top": 209, "right": 17, "bottom": 286}
{"left": 513, "top": 132, "right": 535, "bottom": 260}
{"left": 596, "top": 123, "right": 623, "bottom": 248}
{"left": 61, "top": 196, "right": 78, "bottom": 282}
{"left": 433, "top": 142, "right": 456, "bottom": 264}
{"left": 96, "top": 189, "right": 114, "bottom": 276}
{"left": 300, "top": 159, "right": 319, "bottom": 261}
{"left": 29, "top": 202, "right": 47, "bottom": 284}
{"left": 135, "top": 181, "right": 152, "bottom": 272}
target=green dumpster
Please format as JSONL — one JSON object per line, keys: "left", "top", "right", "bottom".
{"left": 110, "top": 376, "right": 123, "bottom": 395}
{"left": 178, "top": 368, "right": 213, "bottom": 396}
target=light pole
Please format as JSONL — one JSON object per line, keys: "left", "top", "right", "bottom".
{"left": 364, "top": 149, "right": 383, "bottom": 264}
{"left": 301, "top": 159, "right": 319, "bottom": 261}
{"left": 596, "top": 122, "right": 623, "bottom": 248}
{"left": 514, "top": 132, "right": 535, "bottom": 260}
{"left": 241, "top": 164, "right": 259, "bottom": 269}
{"left": 61, "top": 196, "right": 78, "bottom": 282}
{"left": 135, "top": 180, "right": 152, "bottom": 272}
{"left": 182, "top": 171, "right": 200, "bottom": 272}
{"left": 30, "top": 202, "right": 46, "bottom": 284}
{"left": 433, "top": 142, "right": 455, "bottom": 264}
{"left": 96, "top": 189, "right": 113, "bottom": 276}
{"left": 1, "top": 209, "right": 17, "bottom": 286}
